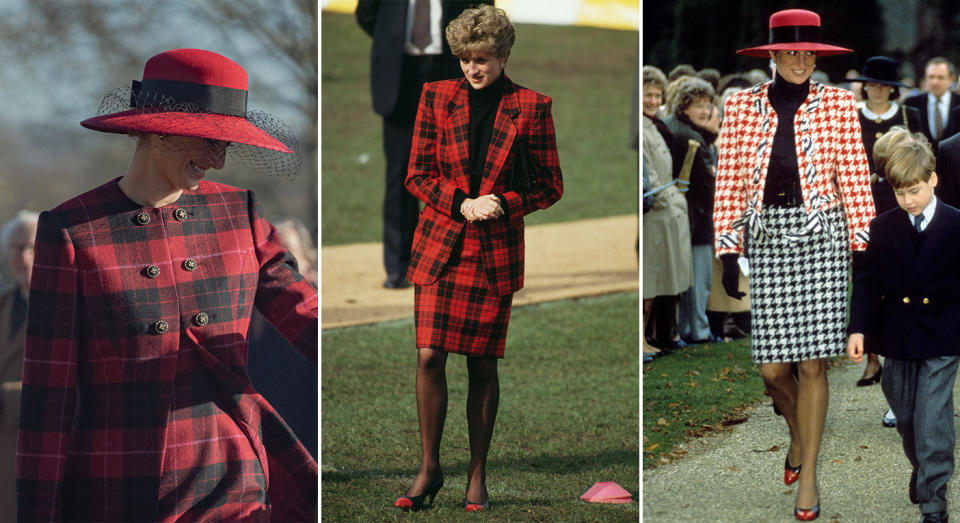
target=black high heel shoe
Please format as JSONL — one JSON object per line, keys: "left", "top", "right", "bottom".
{"left": 394, "top": 474, "right": 444, "bottom": 510}
{"left": 856, "top": 366, "right": 882, "bottom": 387}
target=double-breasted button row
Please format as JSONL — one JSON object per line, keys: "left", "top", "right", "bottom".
{"left": 135, "top": 209, "right": 188, "bottom": 225}
{"left": 901, "top": 296, "right": 932, "bottom": 305}
{"left": 153, "top": 313, "right": 211, "bottom": 334}
{"left": 142, "top": 259, "right": 199, "bottom": 279}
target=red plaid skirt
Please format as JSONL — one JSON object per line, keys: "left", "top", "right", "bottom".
{"left": 414, "top": 226, "right": 514, "bottom": 358}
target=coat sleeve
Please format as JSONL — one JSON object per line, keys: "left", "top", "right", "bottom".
{"left": 405, "top": 83, "right": 463, "bottom": 218}
{"left": 500, "top": 95, "right": 563, "bottom": 226}
{"left": 355, "top": 0, "right": 379, "bottom": 37}
{"left": 713, "top": 95, "right": 748, "bottom": 256}
{"left": 249, "top": 191, "right": 318, "bottom": 365}
{"left": 833, "top": 90, "right": 875, "bottom": 251}
{"left": 848, "top": 217, "right": 882, "bottom": 336}
{"left": 17, "top": 210, "right": 79, "bottom": 522}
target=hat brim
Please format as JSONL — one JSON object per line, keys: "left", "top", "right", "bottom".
{"left": 737, "top": 42, "right": 853, "bottom": 57}
{"left": 848, "top": 76, "right": 909, "bottom": 88}
{"left": 80, "top": 110, "right": 293, "bottom": 153}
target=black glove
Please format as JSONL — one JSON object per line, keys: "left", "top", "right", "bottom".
{"left": 720, "top": 253, "right": 746, "bottom": 300}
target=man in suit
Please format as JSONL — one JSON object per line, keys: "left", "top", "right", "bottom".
{"left": 356, "top": 0, "right": 489, "bottom": 288}
{"left": 904, "top": 57, "right": 960, "bottom": 151}
{"left": 848, "top": 135, "right": 960, "bottom": 523}
{"left": 935, "top": 131, "right": 960, "bottom": 208}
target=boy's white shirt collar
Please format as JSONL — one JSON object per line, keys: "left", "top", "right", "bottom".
{"left": 915, "top": 195, "right": 938, "bottom": 231}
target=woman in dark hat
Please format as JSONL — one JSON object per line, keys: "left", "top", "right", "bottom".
{"left": 849, "top": 57, "right": 921, "bottom": 394}
{"left": 396, "top": 5, "right": 563, "bottom": 513}
{"left": 714, "top": 9, "right": 874, "bottom": 520}
{"left": 16, "top": 48, "right": 317, "bottom": 521}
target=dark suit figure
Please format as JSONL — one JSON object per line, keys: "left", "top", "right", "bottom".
{"left": 356, "top": 0, "right": 488, "bottom": 288}
{"left": 850, "top": 195, "right": 960, "bottom": 519}
{"left": 905, "top": 92, "right": 960, "bottom": 149}
{"left": 935, "top": 132, "right": 960, "bottom": 208}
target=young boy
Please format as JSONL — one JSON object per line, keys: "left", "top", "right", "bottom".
{"left": 848, "top": 132, "right": 960, "bottom": 523}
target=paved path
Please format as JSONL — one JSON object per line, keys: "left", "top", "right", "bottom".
{"left": 321, "top": 214, "right": 638, "bottom": 329}
{"left": 643, "top": 361, "right": 960, "bottom": 522}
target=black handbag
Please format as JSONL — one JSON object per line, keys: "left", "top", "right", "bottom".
{"left": 511, "top": 138, "right": 539, "bottom": 191}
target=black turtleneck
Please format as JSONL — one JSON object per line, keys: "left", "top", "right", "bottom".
{"left": 468, "top": 73, "right": 506, "bottom": 195}
{"left": 451, "top": 73, "right": 508, "bottom": 220}
{"left": 763, "top": 73, "right": 809, "bottom": 207}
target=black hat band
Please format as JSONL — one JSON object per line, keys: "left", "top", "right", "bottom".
{"left": 769, "top": 25, "right": 821, "bottom": 45}
{"left": 130, "top": 78, "right": 248, "bottom": 117}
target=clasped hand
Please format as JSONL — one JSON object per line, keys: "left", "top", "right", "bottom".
{"left": 461, "top": 194, "right": 504, "bottom": 222}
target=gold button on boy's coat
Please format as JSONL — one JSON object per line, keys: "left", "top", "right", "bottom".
{"left": 923, "top": 298, "right": 930, "bottom": 304}
{"left": 136, "top": 212, "right": 151, "bottom": 225}
{"left": 903, "top": 297, "right": 910, "bottom": 304}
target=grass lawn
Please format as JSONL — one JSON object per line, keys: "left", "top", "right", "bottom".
{"left": 321, "top": 292, "right": 639, "bottom": 522}
{"left": 642, "top": 337, "right": 767, "bottom": 470}
{"left": 321, "top": 13, "right": 639, "bottom": 246}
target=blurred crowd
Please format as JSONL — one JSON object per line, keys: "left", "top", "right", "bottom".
{"left": 642, "top": 56, "right": 960, "bottom": 363}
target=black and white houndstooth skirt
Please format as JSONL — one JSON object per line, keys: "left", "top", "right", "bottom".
{"left": 748, "top": 205, "right": 848, "bottom": 364}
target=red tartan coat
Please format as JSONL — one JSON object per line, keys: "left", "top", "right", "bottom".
{"left": 713, "top": 80, "right": 875, "bottom": 256}
{"left": 17, "top": 178, "right": 318, "bottom": 522}
{"left": 405, "top": 76, "right": 563, "bottom": 296}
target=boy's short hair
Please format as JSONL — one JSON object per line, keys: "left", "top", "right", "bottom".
{"left": 884, "top": 131, "right": 935, "bottom": 189}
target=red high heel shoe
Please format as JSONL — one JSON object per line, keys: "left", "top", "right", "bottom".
{"left": 394, "top": 475, "right": 444, "bottom": 510}
{"left": 784, "top": 455, "right": 801, "bottom": 485}
{"left": 795, "top": 503, "right": 819, "bottom": 521}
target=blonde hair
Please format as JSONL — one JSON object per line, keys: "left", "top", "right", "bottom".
{"left": 872, "top": 126, "right": 914, "bottom": 183}
{"left": 883, "top": 130, "right": 935, "bottom": 189}
{"left": 445, "top": 5, "right": 515, "bottom": 59}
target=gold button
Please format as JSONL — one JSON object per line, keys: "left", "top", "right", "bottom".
{"left": 183, "top": 259, "right": 197, "bottom": 271}
{"left": 193, "top": 312, "right": 209, "bottom": 326}
{"left": 153, "top": 320, "right": 169, "bottom": 334}
{"left": 903, "top": 297, "right": 911, "bottom": 304}
{"left": 923, "top": 298, "right": 930, "bottom": 304}
{"left": 145, "top": 265, "right": 160, "bottom": 278}
{"left": 136, "top": 212, "right": 151, "bottom": 225}
{"left": 875, "top": 131, "right": 883, "bottom": 138}
{"left": 174, "top": 208, "right": 188, "bottom": 221}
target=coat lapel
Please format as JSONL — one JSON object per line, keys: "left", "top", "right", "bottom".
{"left": 908, "top": 200, "right": 946, "bottom": 287}
{"left": 893, "top": 210, "right": 917, "bottom": 273}
{"left": 478, "top": 79, "right": 520, "bottom": 196}
{"left": 445, "top": 80, "right": 472, "bottom": 193}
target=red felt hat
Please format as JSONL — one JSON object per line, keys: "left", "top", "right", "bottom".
{"left": 81, "top": 48, "right": 293, "bottom": 154}
{"left": 737, "top": 9, "right": 852, "bottom": 57}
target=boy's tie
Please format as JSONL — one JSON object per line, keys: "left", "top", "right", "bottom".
{"left": 915, "top": 214, "right": 925, "bottom": 233}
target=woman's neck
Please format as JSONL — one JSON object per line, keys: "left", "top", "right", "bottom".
{"left": 865, "top": 98, "right": 892, "bottom": 115}
{"left": 118, "top": 146, "right": 182, "bottom": 208}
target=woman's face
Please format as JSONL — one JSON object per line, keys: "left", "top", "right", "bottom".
{"left": 643, "top": 84, "right": 662, "bottom": 118}
{"left": 153, "top": 135, "right": 229, "bottom": 192}
{"left": 864, "top": 82, "right": 893, "bottom": 104}
{"left": 460, "top": 51, "right": 505, "bottom": 90}
{"left": 683, "top": 97, "right": 713, "bottom": 128}
{"left": 771, "top": 50, "right": 817, "bottom": 85}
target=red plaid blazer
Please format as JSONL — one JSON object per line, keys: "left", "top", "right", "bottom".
{"left": 714, "top": 81, "right": 875, "bottom": 256}
{"left": 405, "top": 76, "right": 563, "bottom": 296}
{"left": 17, "top": 179, "right": 318, "bottom": 521}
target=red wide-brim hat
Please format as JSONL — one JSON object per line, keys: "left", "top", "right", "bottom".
{"left": 81, "top": 48, "right": 293, "bottom": 154}
{"left": 737, "top": 9, "right": 853, "bottom": 57}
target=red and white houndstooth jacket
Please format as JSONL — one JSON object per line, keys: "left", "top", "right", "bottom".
{"left": 713, "top": 80, "right": 875, "bottom": 256}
